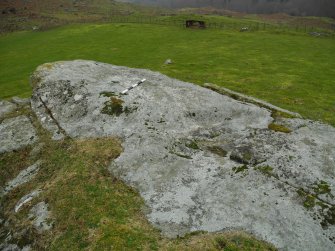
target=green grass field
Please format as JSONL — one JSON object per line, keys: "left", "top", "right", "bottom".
{"left": 0, "top": 23, "right": 334, "bottom": 125}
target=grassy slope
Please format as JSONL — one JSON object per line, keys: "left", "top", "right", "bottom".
{"left": 0, "top": 23, "right": 334, "bottom": 125}
{"left": 0, "top": 107, "right": 276, "bottom": 250}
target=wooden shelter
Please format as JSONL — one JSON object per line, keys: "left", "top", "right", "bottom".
{"left": 186, "top": 20, "right": 206, "bottom": 29}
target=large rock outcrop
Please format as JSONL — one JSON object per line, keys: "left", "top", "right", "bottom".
{"left": 31, "top": 60, "right": 335, "bottom": 250}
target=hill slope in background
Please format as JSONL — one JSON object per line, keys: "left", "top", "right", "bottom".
{"left": 120, "top": 0, "right": 335, "bottom": 17}
{"left": 0, "top": 0, "right": 166, "bottom": 32}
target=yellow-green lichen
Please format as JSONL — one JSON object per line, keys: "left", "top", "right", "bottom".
{"left": 186, "top": 141, "right": 200, "bottom": 150}
{"left": 207, "top": 146, "right": 227, "bottom": 157}
{"left": 268, "top": 123, "right": 292, "bottom": 133}
{"left": 232, "top": 165, "right": 248, "bottom": 173}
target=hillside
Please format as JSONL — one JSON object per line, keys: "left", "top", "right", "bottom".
{"left": 0, "top": 0, "right": 166, "bottom": 32}
{"left": 121, "top": 0, "right": 335, "bottom": 18}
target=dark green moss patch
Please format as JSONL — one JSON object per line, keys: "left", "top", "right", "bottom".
{"left": 99, "top": 91, "right": 117, "bottom": 97}
{"left": 268, "top": 123, "right": 292, "bottom": 133}
{"left": 232, "top": 165, "right": 248, "bottom": 173}
{"left": 101, "top": 97, "right": 124, "bottom": 116}
{"left": 297, "top": 188, "right": 317, "bottom": 209}
{"left": 255, "top": 165, "right": 273, "bottom": 176}
{"left": 303, "top": 194, "right": 316, "bottom": 209}
{"left": 186, "top": 141, "right": 200, "bottom": 150}
{"left": 313, "top": 180, "right": 332, "bottom": 195}
{"left": 207, "top": 146, "right": 227, "bottom": 157}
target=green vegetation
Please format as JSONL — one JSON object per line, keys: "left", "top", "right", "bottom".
{"left": 268, "top": 123, "right": 292, "bottom": 133}
{"left": 255, "top": 165, "right": 276, "bottom": 177}
{"left": 101, "top": 96, "right": 125, "bottom": 116}
{"left": 185, "top": 140, "right": 200, "bottom": 150}
{"left": 296, "top": 188, "right": 317, "bottom": 209}
{"left": 99, "top": 91, "right": 118, "bottom": 97}
{"left": 0, "top": 107, "right": 276, "bottom": 250}
{"left": 207, "top": 146, "right": 228, "bottom": 157}
{"left": 313, "top": 180, "right": 332, "bottom": 195}
{"left": 232, "top": 165, "right": 249, "bottom": 173}
{"left": 0, "top": 22, "right": 335, "bottom": 125}
{"left": 213, "top": 232, "right": 277, "bottom": 251}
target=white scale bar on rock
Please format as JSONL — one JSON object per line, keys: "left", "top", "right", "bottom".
{"left": 121, "top": 79, "right": 146, "bottom": 95}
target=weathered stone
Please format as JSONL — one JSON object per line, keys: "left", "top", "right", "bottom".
{"left": 0, "top": 116, "right": 38, "bottom": 154}
{"left": 164, "top": 59, "right": 172, "bottom": 64}
{"left": 14, "top": 190, "right": 41, "bottom": 213}
{"left": 0, "top": 243, "right": 31, "bottom": 251}
{"left": 28, "top": 202, "right": 52, "bottom": 233}
{"left": 1, "top": 161, "right": 41, "bottom": 196}
{"left": 11, "top": 97, "right": 30, "bottom": 106}
{"left": 0, "top": 100, "right": 16, "bottom": 118}
{"left": 30, "top": 60, "right": 335, "bottom": 250}
{"left": 0, "top": 244, "right": 21, "bottom": 251}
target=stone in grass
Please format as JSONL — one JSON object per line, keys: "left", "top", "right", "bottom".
{"left": 0, "top": 244, "right": 31, "bottom": 251}
{"left": 0, "top": 115, "right": 38, "bottom": 154}
{"left": 14, "top": 190, "right": 41, "bottom": 213}
{"left": 1, "top": 161, "right": 41, "bottom": 196}
{"left": 164, "top": 59, "right": 172, "bottom": 65}
{"left": 11, "top": 97, "right": 31, "bottom": 106}
{"left": 0, "top": 100, "right": 16, "bottom": 118}
{"left": 28, "top": 202, "right": 53, "bottom": 233}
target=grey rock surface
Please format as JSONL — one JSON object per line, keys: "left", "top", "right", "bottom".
{"left": 28, "top": 202, "right": 52, "bottom": 233}
{"left": 0, "top": 116, "right": 38, "bottom": 154}
{"left": 11, "top": 97, "right": 30, "bottom": 106}
{"left": 31, "top": 60, "right": 335, "bottom": 250}
{"left": 0, "top": 244, "right": 30, "bottom": 251}
{"left": 0, "top": 244, "right": 20, "bottom": 251}
{"left": 1, "top": 161, "right": 41, "bottom": 196}
{"left": 0, "top": 100, "right": 16, "bottom": 119}
{"left": 14, "top": 190, "right": 41, "bottom": 213}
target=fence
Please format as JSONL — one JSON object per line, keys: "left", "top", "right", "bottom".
{"left": 108, "top": 16, "right": 335, "bottom": 36}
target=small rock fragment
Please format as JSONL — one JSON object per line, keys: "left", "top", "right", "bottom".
{"left": 164, "top": 59, "right": 172, "bottom": 65}
{"left": 0, "top": 115, "right": 38, "bottom": 153}
{"left": 11, "top": 97, "right": 30, "bottom": 106}
{"left": 74, "top": 94, "right": 83, "bottom": 101}
{"left": 28, "top": 202, "right": 52, "bottom": 233}
{"left": 14, "top": 190, "right": 41, "bottom": 213}
{"left": 2, "top": 161, "right": 41, "bottom": 195}
{"left": 0, "top": 100, "right": 16, "bottom": 118}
